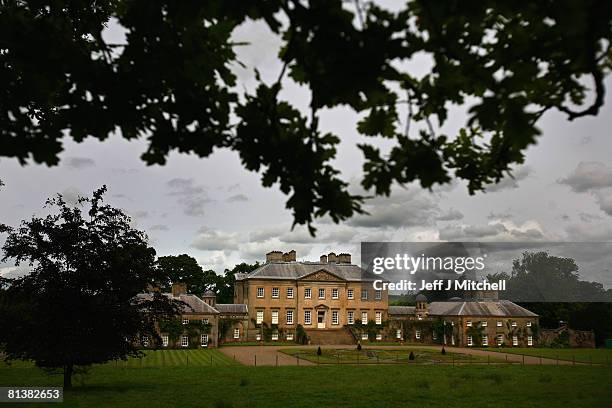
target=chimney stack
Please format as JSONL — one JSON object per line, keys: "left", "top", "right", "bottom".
{"left": 327, "top": 252, "right": 338, "bottom": 263}
{"left": 338, "top": 253, "right": 351, "bottom": 264}
{"left": 266, "top": 251, "right": 283, "bottom": 262}
{"left": 320, "top": 254, "right": 328, "bottom": 263}
{"left": 172, "top": 282, "right": 187, "bottom": 297}
{"left": 282, "top": 250, "right": 296, "bottom": 262}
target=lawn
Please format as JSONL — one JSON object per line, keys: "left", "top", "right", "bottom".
{"left": 280, "top": 347, "right": 503, "bottom": 364}
{"left": 479, "top": 348, "right": 612, "bottom": 364}
{"left": 0, "top": 361, "right": 610, "bottom": 407}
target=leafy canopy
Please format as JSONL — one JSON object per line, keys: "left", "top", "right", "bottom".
{"left": 0, "top": 187, "right": 182, "bottom": 387}
{"left": 1, "top": 1, "right": 611, "bottom": 233}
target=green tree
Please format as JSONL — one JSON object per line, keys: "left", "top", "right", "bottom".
{"left": 217, "top": 262, "right": 260, "bottom": 304}
{"left": 0, "top": 187, "right": 181, "bottom": 388}
{"left": 2, "top": 1, "right": 610, "bottom": 233}
{"left": 157, "top": 254, "right": 218, "bottom": 295}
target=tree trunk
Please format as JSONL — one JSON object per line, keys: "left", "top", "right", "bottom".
{"left": 63, "top": 364, "right": 73, "bottom": 389}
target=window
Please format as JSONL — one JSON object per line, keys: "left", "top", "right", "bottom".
{"left": 332, "top": 310, "right": 339, "bottom": 325}
{"left": 256, "top": 334, "right": 261, "bottom": 341}
{"left": 482, "top": 335, "right": 488, "bottom": 346}
{"left": 142, "top": 336, "right": 149, "bottom": 347}
{"left": 481, "top": 321, "right": 488, "bottom": 327}
{"left": 376, "top": 334, "right": 382, "bottom": 340}
{"left": 286, "top": 288, "right": 294, "bottom": 299}
{"left": 332, "top": 288, "right": 339, "bottom": 299}
{"left": 432, "top": 331, "right": 437, "bottom": 341}
{"left": 305, "top": 288, "right": 312, "bottom": 299}
{"left": 361, "top": 289, "right": 368, "bottom": 300}
{"left": 466, "top": 320, "right": 472, "bottom": 327}
{"left": 286, "top": 310, "right": 294, "bottom": 325}
{"left": 396, "top": 329, "right": 402, "bottom": 339}
{"left": 497, "top": 334, "right": 503, "bottom": 346}
{"left": 361, "top": 311, "right": 368, "bottom": 325}
{"left": 202, "top": 318, "right": 209, "bottom": 325}
{"left": 512, "top": 335, "right": 518, "bottom": 346}
{"left": 271, "top": 332, "right": 278, "bottom": 341}
{"left": 233, "top": 328, "right": 240, "bottom": 339}
{"left": 467, "top": 335, "right": 473, "bottom": 346}
{"left": 257, "top": 287, "right": 264, "bottom": 298}
{"left": 375, "top": 311, "right": 382, "bottom": 325}
{"left": 318, "top": 288, "right": 325, "bottom": 299}
{"left": 181, "top": 335, "right": 189, "bottom": 347}
{"left": 162, "top": 335, "right": 169, "bottom": 347}
{"left": 415, "top": 330, "right": 421, "bottom": 340}
{"left": 511, "top": 321, "right": 517, "bottom": 327}
{"left": 347, "top": 289, "right": 354, "bottom": 300}
{"left": 201, "top": 334, "right": 208, "bottom": 346}
{"left": 256, "top": 310, "right": 264, "bottom": 324}
{"left": 361, "top": 333, "right": 368, "bottom": 340}
{"left": 271, "top": 287, "right": 279, "bottom": 298}
{"left": 304, "top": 310, "right": 312, "bottom": 325}
{"left": 375, "top": 290, "right": 382, "bottom": 300}
{"left": 286, "top": 333, "right": 294, "bottom": 341}
{"left": 496, "top": 321, "right": 502, "bottom": 327}
{"left": 182, "top": 318, "right": 189, "bottom": 325}
{"left": 271, "top": 310, "right": 279, "bottom": 325}
{"left": 526, "top": 321, "right": 532, "bottom": 327}
{"left": 527, "top": 335, "right": 533, "bottom": 346}
{"left": 347, "top": 311, "right": 354, "bottom": 325}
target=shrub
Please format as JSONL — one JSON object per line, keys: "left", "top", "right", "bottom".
{"left": 357, "top": 343, "right": 362, "bottom": 351}
{"left": 317, "top": 346, "right": 322, "bottom": 356}
{"left": 441, "top": 346, "right": 446, "bottom": 355}
{"left": 409, "top": 351, "right": 415, "bottom": 360}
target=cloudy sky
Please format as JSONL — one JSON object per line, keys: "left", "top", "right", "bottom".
{"left": 2, "top": 4, "right": 612, "bottom": 285}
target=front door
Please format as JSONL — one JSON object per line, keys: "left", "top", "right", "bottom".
{"left": 317, "top": 310, "right": 325, "bottom": 329}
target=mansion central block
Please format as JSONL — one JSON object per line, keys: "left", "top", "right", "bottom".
{"left": 147, "top": 250, "right": 539, "bottom": 348}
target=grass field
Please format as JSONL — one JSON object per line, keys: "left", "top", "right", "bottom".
{"left": 479, "top": 348, "right": 612, "bottom": 364}
{"left": 1, "top": 349, "right": 239, "bottom": 369}
{"left": 0, "top": 361, "right": 610, "bottom": 407}
{"left": 281, "top": 347, "right": 502, "bottom": 364}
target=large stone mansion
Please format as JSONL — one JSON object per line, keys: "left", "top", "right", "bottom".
{"left": 141, "top": 250, "right": 540, "bottom": 348}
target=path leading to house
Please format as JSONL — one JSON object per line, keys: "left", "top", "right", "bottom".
{"left": 219, "top": 344, "right": 589, "bottom": 366}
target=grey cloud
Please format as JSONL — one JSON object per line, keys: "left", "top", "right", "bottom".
{"left": 191, "top": 228, "right": 239, "bottom": 251}
{"left": 579, "top": 212, "right": 602, "bottom": 222}
{"left": 166, "top": 178, "right": 211, "bottom": 216}
{"left": 64, "top": 157, "right": 95, "bottom": 169}
{"left": 131, "top": 210, "right": 149, "bottom": 219}
{"left": 436, "top": 208, "right": 464, "bottom": 221}
{"left": 149, "top": 224, "right": 169, "bottom": 231}
{"left": 565, "top": 222, "right": 612, "bottom": 241}
{"left": 166, "top": 178, "right": 207, "bottom": 196}
{"left": 439, "top": 223, "right": 508, "bottom": 240}
{"left": 596, "top": 192, "right": 612, "bottom": 216}
{"left": 226, "top": 194, "right": 249, "bottom": 203}
{"left": 61, "top": 187, "right": 83, "bottom": 205}
{"left": 484, "top": 166, "right": 532, "bottom": 192}
{"left": 509, "top": 228, "right": 544, "bottom": 240}
{"left": 559, "top": 161, "right": 612, "bottom": 192}
{"left": 487, "top": 211, "right": 513, "bottom": 220}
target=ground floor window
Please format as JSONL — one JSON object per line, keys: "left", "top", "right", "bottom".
{"left": 361, "top": 333, "right": 368, "bottom": 341}
{"left": 497, "top": 334, "right": 503, "bottom": 346}
{"left": 271, "top": 331, "right": 279, "bottom": 341}
{"left": 256, "top": 334, "right": 261, "bottom": 341}
{"left": 332, "top": 310, "right": 339, "bottom": 325}
{"left": 182, "top": 318, "right": 189, "bottom": 325}
{"left": 142, "top": 335, "right": 149, "bottom": 347}
{"left": 201, "top": 334, "right": 208, "bottom": 347}
{"left": 376, "top": 334, "right": 382, "bottom": 341}
{"left": 256, "top": 310, "right": 263, "bottom": 325}
{"left": 347, "top": 311, "right": 354, "bottom": 325}
{"left": 467, "top": 335, "right": 473, "bottom": 346}
{"left": 304, "top": 310, "right": 312, "bottom": 325}
{"left": 527, "top": 335, "right": 533, "bottom": 346}
{"left": 162, "top": 335, "right": 169, "bottom": 347}
{"left": 375, "top": 311, "right": 382, "bottom": 325}
{"left": 415, "top": 330, "right": 421, "bottom": 340}
{"left": 286, "top": 310, "right": 294, "bottom": 325}
{"left": 361, "top": 312, "right": 368, "bottom": 325}
{"left": 512, "top": 335, "right": 518, "bottom": 346}
{"left": 286, "top": 333, "right": 294, "bottom": 341}
{"left": 396, "top": 329, "right": 402, "bottom": 339}
{"left": 181, "top": 335, "right": 189, "bottom": 347}
{"left": 482, "top": 335, "right": 488, "bottom": 346}
{"left": 233, "top": 328, "right": 240, "bottom": 339}
{"left": 432, "top": 331, "right": 437, "bottom": 341}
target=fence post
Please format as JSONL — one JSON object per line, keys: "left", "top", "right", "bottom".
{"left": 211, "top": 355, "right": 213, "bottom": 366}
{"left": 297, "top": 354, "right": 299, "bottom": 366}
{"left": 487, "top": 355, "right": 490, "bottom": 365}
{"left": 254, "top": 355, "right": 257, "bottom": 367}
{"left": 276, "top": 355, "right": 278, "bottom": 367}
{"left": 452, "top": 354, "right": 454, "bottom": 367}
{"left": 573, "top": 355, "right": 575, "bottom": 366}
{"left": 505, "top": 354, "right": 508, "bottom": 364}
{"left": 540, "top": 356, "right": 542, "bottom": 365}
{"left": 186, "top": 355, "right": 189, "bottom": 367}
{"left": 337, "top": 354, "right": 340, "bottom": 365}
{"left": 522, "top": 355, "right": 525, "bottom": 365}
{"left": 557, "top": 355, "right": 559, "bottom": 366}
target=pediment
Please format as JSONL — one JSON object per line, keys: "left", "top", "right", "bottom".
{"left": 298, "top": 269, "right": 345, "bottom": 282}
